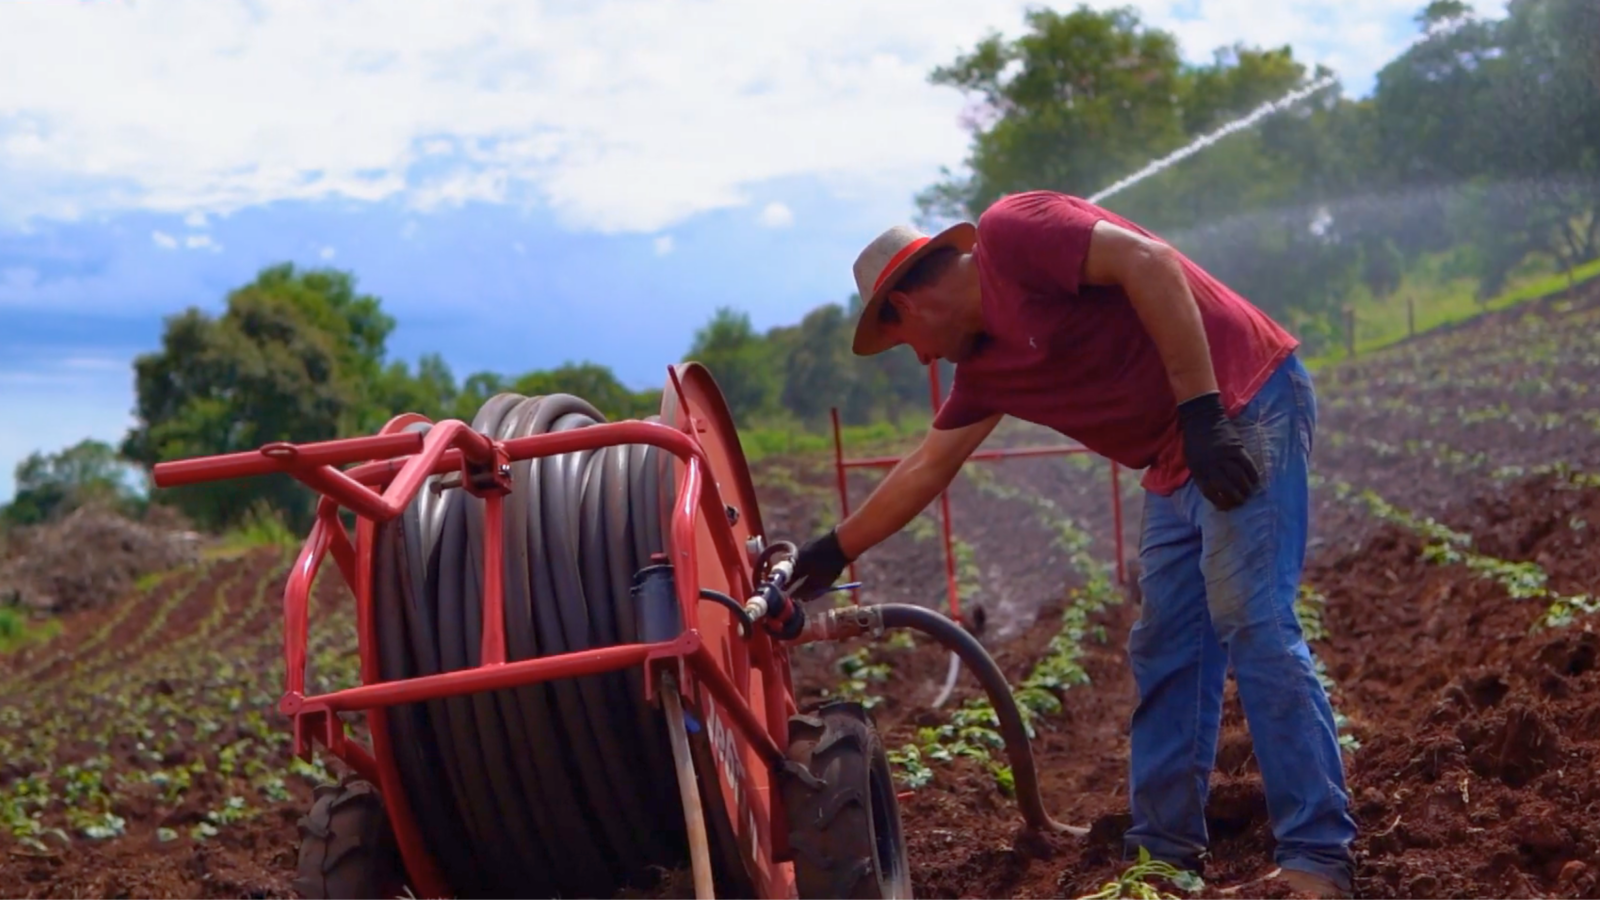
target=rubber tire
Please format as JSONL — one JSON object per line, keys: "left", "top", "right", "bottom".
{"left": 781, "top": 701, "right": 913, "bottom": 900}
{"left": 292, "top": 779, "right": 408, "bottom": 899}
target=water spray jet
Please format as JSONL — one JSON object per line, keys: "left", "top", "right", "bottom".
{"left": 1088, "top": 75, "right": 1339, "bottom": 205}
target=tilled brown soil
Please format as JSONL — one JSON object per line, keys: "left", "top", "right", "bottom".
{"left": 9, "top": 283, "right": 1600, "bottom": 898}
{"left": 7, "top": 462, "right": 1600, "bottom": 899}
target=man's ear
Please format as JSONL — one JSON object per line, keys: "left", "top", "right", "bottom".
{"left": 885, "top": 290, "right": 912, "bottom": 321}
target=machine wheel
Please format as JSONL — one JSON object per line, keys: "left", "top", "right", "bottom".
{"left": 292, "top": 778, "right": 407, "bottom": 899}
{"left": 781, "top": 701, "right": 913, "bottom": 900}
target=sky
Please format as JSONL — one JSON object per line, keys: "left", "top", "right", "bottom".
{"left": 0, "top": 0, "right": 1509, "bottom": 502}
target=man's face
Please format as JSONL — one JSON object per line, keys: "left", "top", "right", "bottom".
{"left": 889, "top": 281, "right": 982, "bottom": 365}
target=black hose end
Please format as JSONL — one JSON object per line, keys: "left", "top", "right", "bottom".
{"left": 696, "top": 587, "right": 754, "bottom": 636}
{"left": 631, "top": 563, "right": 683, "bottom": 643}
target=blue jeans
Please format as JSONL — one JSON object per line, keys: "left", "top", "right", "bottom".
{"left": 1123, "top": 353, "right": 1356, "bottom": 890}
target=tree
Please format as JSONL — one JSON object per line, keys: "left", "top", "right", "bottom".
{"left": 121, "top": 264, "right": 390, "bottom": 532}
{"left": 1, "top": 439, "right": 141, "bottom": 527}
{"left": 1370, "top": 0, "right": 1600, "bottom": 297}
{"left": 780, "top": 303, "right": 853, "bottom": 426}
{"left": 683, "top": 307, "right": 780, "bottom": 425}
{"left": 915, "top": 4, "right": 1378, "bottom": 354}
{"left": 915, "top": 4, "right": 1189, "bottom": 225}
{"left": 512, "top": 362, "right": 661, "bottom": 421}
{"left": 372, "top": 352, "right": 461, "bottom": 426}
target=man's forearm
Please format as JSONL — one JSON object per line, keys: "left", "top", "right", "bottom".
{"left": 835, "top": 449, "right": 951, "bottom": 559}
{"left": 1122, "top": 246, "right": 1219, "bottom": 404}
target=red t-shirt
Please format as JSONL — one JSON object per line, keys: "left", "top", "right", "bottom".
{"left": 932, "top": 190, "right": 1299, "bottom": 496}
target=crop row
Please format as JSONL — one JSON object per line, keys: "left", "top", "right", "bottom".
{"left": 0, "top": 548, "right": 362, "bottom": 853}
{"left": 1322, "top": 296, "right": 1600, "bottom": 394}
{"left": 1294, "top": 585, "right": 1360, "bottom": 753}
{"left": 1321, "top": 430, "right": 1600, "bottom": 488}
{"left": 1322, "top": 479, "right": 1598, "bottom": 630}
{"left": 884, "top": 462, "right": 1123, "bottom": 794}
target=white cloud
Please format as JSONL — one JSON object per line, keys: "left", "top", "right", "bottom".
{"left": 653, "top": 235, "right": 674, "bottom": 256}
{"left": 184, "top": 210, "right": 208, "bottom": 228}
{"left": 320, "top": 245, "right": 337, "bottom": 260}
{"left": 185, "top": 233, "right": 221, "bottom": 252}
{"left": 757, "top": 201, "right": 794, "bottom": 229}
{"left": 151, "top": 230, "right": 177, "bottom": 249}
{"left": 0, "top": 0, "right": 1467, "bottom": 235}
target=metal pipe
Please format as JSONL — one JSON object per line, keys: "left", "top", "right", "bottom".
{"left": 1111, "top": 462, "right": 1126, "bottom": 585}
{"left": 662, "top": 673, "right": 716, "bottom": 900}
{"left": 285, "top": 642, "right": 662, "bottom": 713}
{"left": 840, "top": 443, "right": 1095, "bottom": 469}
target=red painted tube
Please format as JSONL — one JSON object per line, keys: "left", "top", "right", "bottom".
{"left": 841, "top": 443, "right": 1093, "bottom": 469}
{"left": 830, "top": 408, "right": 861, "bottom": 602}
{"left": 152, "top": 419, "right": 703, "bottom": 524}
{"left": 296, "top": 463, "right": 401, "bottom": 523}
{"left": 324, "top": 505, "right": 360, "bottom": 593}
{"left": 151, "top": 432, "right": 425, "bottom": 486}
{"left": 689, "top": 639, "right": 785, "bottom": 767}
{"left": 292, "top": 642, "right": 662, "bottom": 713}
{"left": 282, "top": 510, "right": 333, "bottom": 698}
{"left": 341, "top": 739, "right": 380, "bottom": 787}
{"left": 480, "top": 491, "right": 508, "bottom": 666}
{"left": 938, "top": 489, "right": 961, "bottom": 621}
{"left": 672, "top": 457, "right": 705, "bottom": 630}
{"left": 928, "top": 365, "right": 963, "bottom": 621}
{"left": 1111, "top": 462, "right": 1126, "bottom": 584}
{"left": 372, "top": 420, "right": 483, "bottom": 518}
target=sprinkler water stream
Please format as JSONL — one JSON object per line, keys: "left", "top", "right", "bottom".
{"left": 1088, "top": 74, "right": 1338, "bottom": 204}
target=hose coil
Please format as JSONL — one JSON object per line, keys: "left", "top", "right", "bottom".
{"left": 370, "top": 392, "right": 689, "bottom": 898}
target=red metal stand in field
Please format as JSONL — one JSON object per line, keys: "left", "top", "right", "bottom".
{"left": 155, "top": 365, "right": 797, "bottom": 900}
{"left": 831, "top": 363, "right": 1126, "bottom": 622}
{"left": 151, "top": 362, "right": 1083, "bottom": 900}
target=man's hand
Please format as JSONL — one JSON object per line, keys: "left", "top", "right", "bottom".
{"left": 1177, "top": 391, "right": 1260, "bottom": 510}
{"left": 788, "top": 529, "right": 851, "bottom": 602}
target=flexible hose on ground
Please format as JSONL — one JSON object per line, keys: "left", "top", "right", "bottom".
{"left": 370, "top": 393, "right": 689, "bottom": 898}
{"left": 871, "top": 603, "right": 1087, "bottom": 838}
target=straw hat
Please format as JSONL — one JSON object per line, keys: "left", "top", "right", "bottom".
{"left": 850, "top": 220, "right": 977, "bottom": 356}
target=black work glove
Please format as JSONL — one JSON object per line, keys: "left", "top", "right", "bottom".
{"left": 1177, "top": 391, "right": 1260, "bottom": 511}
{"left": 787, "top": 528, "right": 851, "bottom": 602}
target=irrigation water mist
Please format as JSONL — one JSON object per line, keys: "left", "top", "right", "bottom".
{"left": 1087, "top": 74, "right": 1339, "bottom": 205}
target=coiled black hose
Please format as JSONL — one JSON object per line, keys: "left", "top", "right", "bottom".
{"left": 370, "top": 393, "right": 688, "bottom": 898}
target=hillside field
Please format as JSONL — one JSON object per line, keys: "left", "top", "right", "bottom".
{"left": 5, "top": 280, "right": 1600, "bottom": 898}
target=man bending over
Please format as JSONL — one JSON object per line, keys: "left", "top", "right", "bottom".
{"left": 786, "top": 189, "right": 1357, "bottom": 898}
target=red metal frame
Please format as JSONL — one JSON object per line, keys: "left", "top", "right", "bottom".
{"left": 831, "top": 364, "right": 1126, "bottom": 621}
{"left": 152, "top": 365, "right": 799, "bottom": 900}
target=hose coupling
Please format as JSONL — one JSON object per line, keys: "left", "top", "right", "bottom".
{"left": 743, "top": 557, "right": 793, "bottom": 619}
{"left": 741, "top": 557, "right": 804, "bottom": 640}
{"left": 791, "top": 604, "right": 884, "bottom": 645}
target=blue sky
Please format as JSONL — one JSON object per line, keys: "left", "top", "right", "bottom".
{"left": 0, "top": 0, "right": 1506, "bottom": 502}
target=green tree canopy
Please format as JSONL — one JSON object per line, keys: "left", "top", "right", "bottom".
{"left": 121, "top": 264, "right": 389, "bottom": 531}
{"left": 1, "top": 439, "right": 142, "bottom": 527}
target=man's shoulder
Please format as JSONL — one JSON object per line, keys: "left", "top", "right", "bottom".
{"left": 978, "top": 189, "right": 1089, "bottom": 223}
{"left": 977, "top": 190, "right": 1106, "bottom": 249}
{"left": 976, "top": 190, "right": 1104, "bottom": 296}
